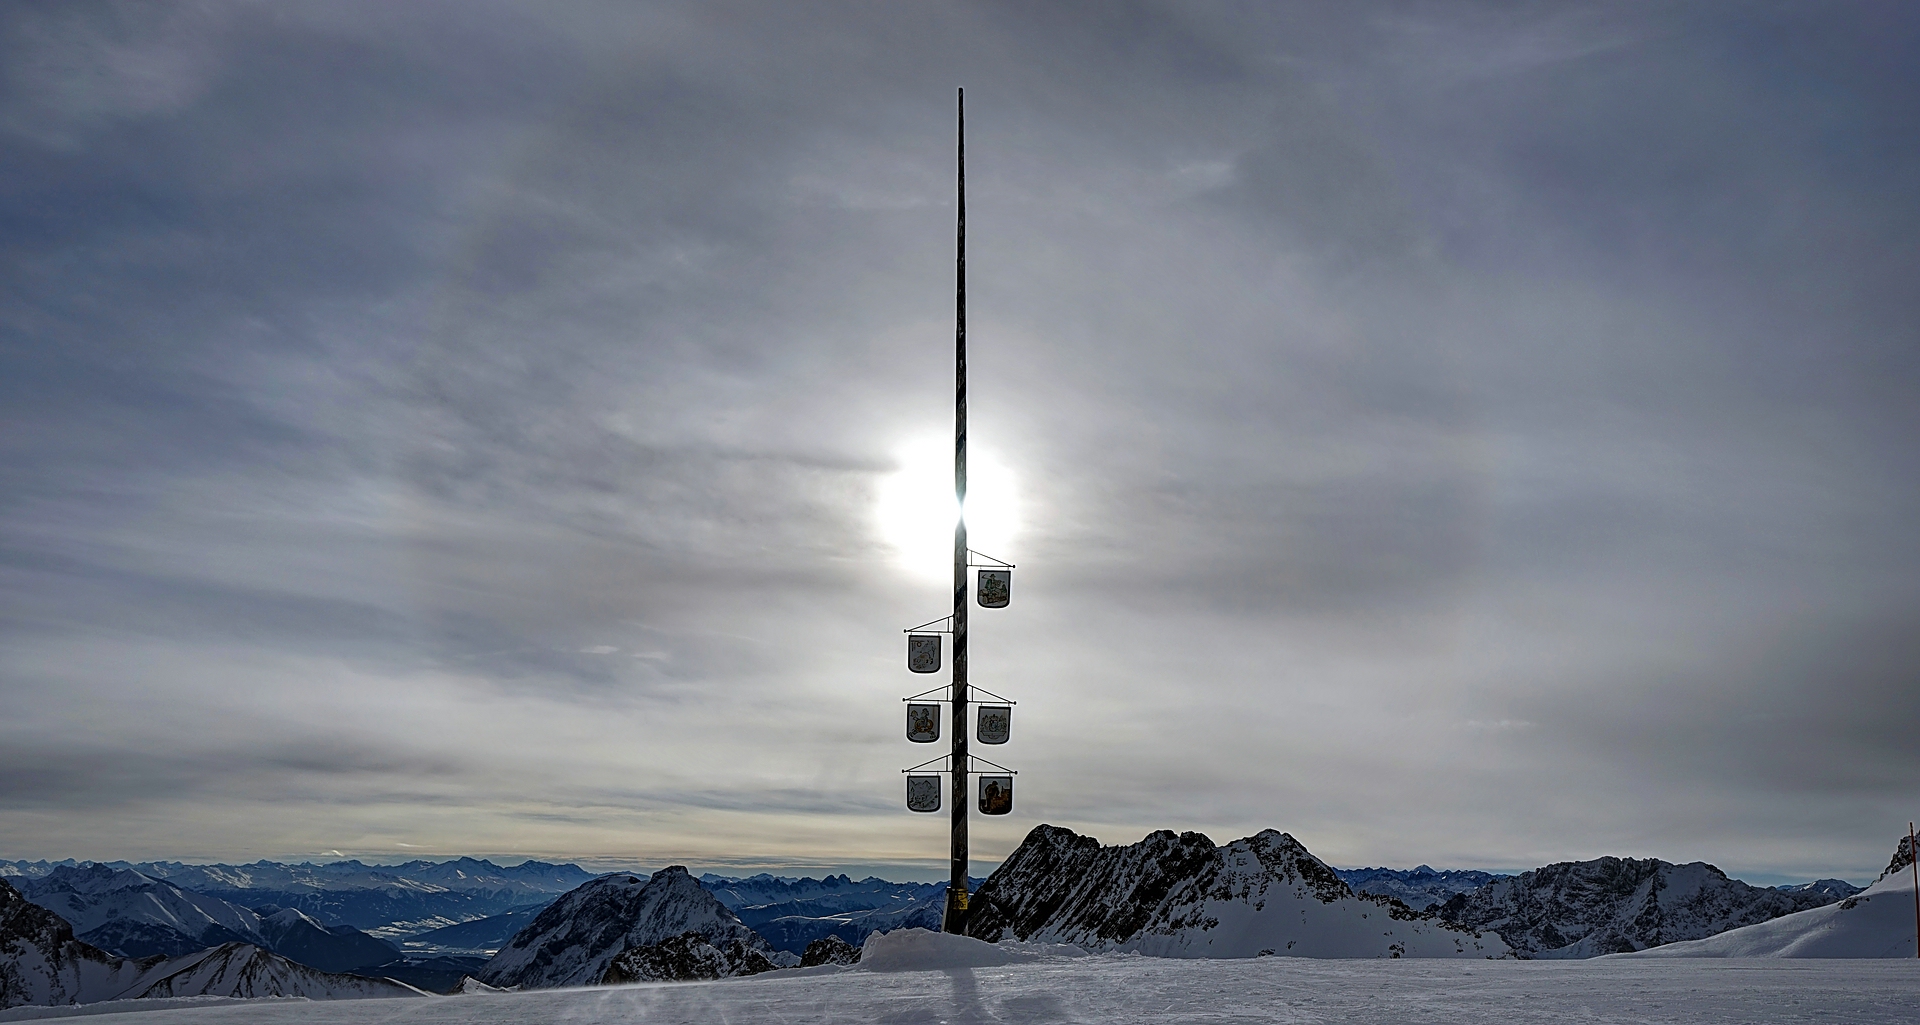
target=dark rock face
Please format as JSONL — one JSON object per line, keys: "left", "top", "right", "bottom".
{"left": 601, "top": 932, "right": 778, "bottom": 983}
{"left": 0, "top": 878, "right": 149, "bottom": 1008}
{"left": 964, "top": 825, "right": 1506, "bottom": 959}
{"left": 1435, "top": 858, "right": 1842, "bottom": 957}
{"left": 799, "top": 935, "right": 861, "bottom": 967}
{"left": 1882, "top": 835, "right": 1916, "bottom": 879}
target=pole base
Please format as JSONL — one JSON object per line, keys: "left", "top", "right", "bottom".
{"left": 942, "top": 886, "right": 970, "bottom": 934}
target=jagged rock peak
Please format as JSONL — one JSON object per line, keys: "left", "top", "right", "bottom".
{"left": 602, "top": 931, "right": 779, "bottom": 983}
{"left": 965, "top": 824, "right": 1505, "bottom": 959}
{"left": 475, "top": 865, "right": 772, "bottom": 990}
{"left": 1879, "top": 835, "right": 1916, "bottom": 881}
{"left": 800, "top": 934, "right": 861, "bottom": 967}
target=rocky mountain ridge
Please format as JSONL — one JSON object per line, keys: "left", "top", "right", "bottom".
{"left": 964, "top": 825, "right": 1509, "bottom": 958}
{"left": 1435, "top": 856, "right": 1842, "bottom": 957}
{"left": 476, "top": 866, "right": 784, "bottom": 989}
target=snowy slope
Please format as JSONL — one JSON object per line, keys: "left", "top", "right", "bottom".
{"left": 1615, "top": 837, "right": 1920, "bottom": 958}
{"left": 1435, "top": 856, "right": 1840, "bottom": 957}
{"left": 1, "top": 881, "right": 421, "bottom": 1009}
{"left": 118, "top": 859, "right": 584, "bottom": 937}
{"left": 476, "top": 867, "right": 773, "bottom": 989}
{"left": 120, "top": 944, "right": 425, "bottom": 1000}
{"left": 966, "top": 825, "right": 1508, "bottom": 958}
{"left": 17, "top": 867, "right": 262, "bottom": 959}
{"left": 2, "top": 949, "right": 1913, "bottom": 1024}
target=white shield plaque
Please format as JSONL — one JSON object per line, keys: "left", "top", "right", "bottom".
{"left": 978, "top": 774, "right": 1013, "bottom": 815}
{"left": 907, "top": 702, "right": 941, "bottom": 743}
{"left": 976, "top": 569, "right": 1011, "bottom": 608}
{"left": 906, "top": 774, "right": 942, "bottom": 813}
{"left": 976, "top": 704, "right": 1010, "bottom": 745}
{"left": 908, "top": 633, "right": 941, "bottom": 673}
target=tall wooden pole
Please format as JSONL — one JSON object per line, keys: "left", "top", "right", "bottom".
{"left": 945, "top": 87, "right": 971, "bottom": 934}
{"left": 1909, "top": 821, "right": 1917, "bottom": 959}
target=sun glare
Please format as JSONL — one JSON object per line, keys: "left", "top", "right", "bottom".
{"left": 875, "top": 437, "right": 1019, "bottom": 580}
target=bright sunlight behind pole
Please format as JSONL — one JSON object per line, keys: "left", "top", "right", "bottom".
{"left": 875, "top": 436, "right": 1018, "bottom": 579}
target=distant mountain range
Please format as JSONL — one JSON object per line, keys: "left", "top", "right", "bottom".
{"left": 698, "top": 872, "right": 975, "bottom": 954}
{"left": 1, "top": 857, "right": 594, "bottom": 937}
{"left": 1332, "top": 866, "right": 1511, "bottom": 910}
{"left": 0, "top": 879, "right": 424, "bottom": 1010}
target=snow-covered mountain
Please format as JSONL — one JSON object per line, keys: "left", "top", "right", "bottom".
{"left": 0, "top": 861, "right": 74, "bottom": 881}
{"left": 1334, "top": 866, "right": 1510, "bottom": 910}
{"left": 126, "top": 943, "right": 427, "bottom": 1000}
{"left": 476, "top": 866, "right": 777, "bottom": 989}
{"left": 18, "top": 864, "right": 264, "bottom": 958}
{"left": 1434, "top": 856, "right": 1841, "bottom": 957}
{"left": 121, "top": 858, "right": 582, "bottom": 937}
{"left": 129, "top": 857, "right": 592, "bottom": 899}
{"left": 964, "top": 825, "right": 1510, "bottom": 958}
{"left": 1615, "top": 837, "right": 1918, "bottom": 958}
{"left": 1773, "top": 879, "right": 1864, "bottom": 899}
{"left": 0, "top": 879, "right": 422, "bottom": 1009}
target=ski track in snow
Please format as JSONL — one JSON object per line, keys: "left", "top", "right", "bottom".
{"left": 3, "top": 957, "right": 1915, "bottom": 1024}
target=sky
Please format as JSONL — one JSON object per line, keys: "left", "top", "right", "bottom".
{"left": 2, "top": 1, "right": 1917, "bottom": 886}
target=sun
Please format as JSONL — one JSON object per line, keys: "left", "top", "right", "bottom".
{"left": 874, "top": 436, "right": 1019, "bottom": 580}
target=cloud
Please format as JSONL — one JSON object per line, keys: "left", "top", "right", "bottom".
{"left": 2, "top": 1, "right": 1916, "bottom": 883}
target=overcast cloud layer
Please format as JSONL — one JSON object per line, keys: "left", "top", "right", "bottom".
{"left": 3, "top": 1, "right": 1916, "bottom": 884}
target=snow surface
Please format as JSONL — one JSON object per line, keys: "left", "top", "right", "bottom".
{"left": 1, "top": 952, "right": 1915, "bottom": 1023}
{"left": 1616, "top": 870, "right": 1920, "bottom": 958}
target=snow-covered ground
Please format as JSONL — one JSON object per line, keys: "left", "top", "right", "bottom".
{"left": 3, "top": 947, "right": 1915, "bottom": 1023}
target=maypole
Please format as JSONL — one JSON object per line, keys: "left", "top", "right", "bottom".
{"left": 898, "top": 88, "right": 1018, "bottom": 937}
{"left": 946, "top": 85, "right": 972, "bottom": 933}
